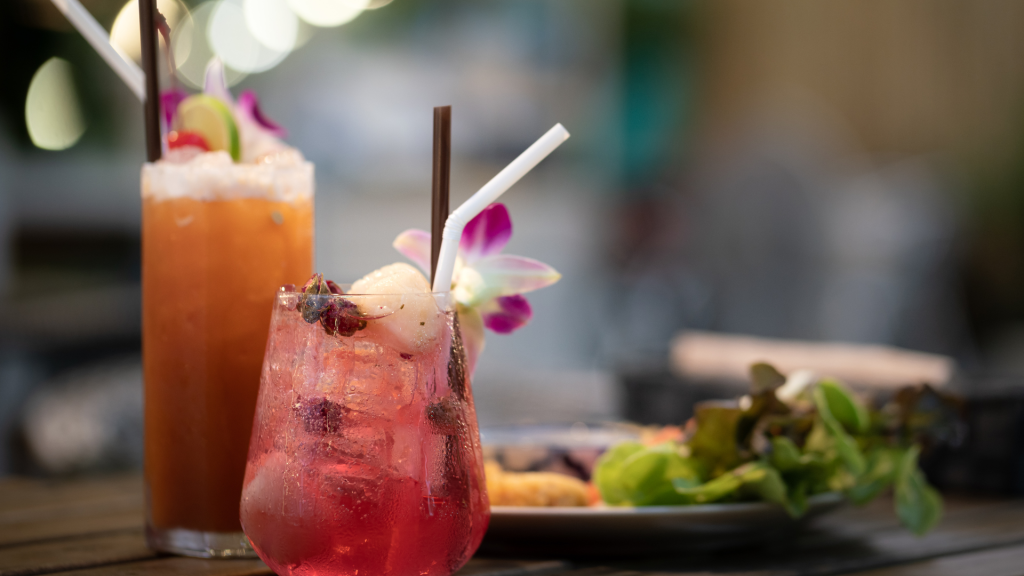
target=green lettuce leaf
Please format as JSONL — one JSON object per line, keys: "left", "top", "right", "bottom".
{"left": 688, "top": 402, "right": 743, "bottom": 476}
{"left": 593, "top": 442, "right": 645, "bottom": 505}
{"left": 673, "top": 461, "right": 799, "bottom": 516}
{"left": 750, "top": 362, "right": 786, "bottom": 394}
{"left": 813, "top": 385, "right": 866, "bottom": 476}
{"left": 848, "top": 447, "right": 902, "bottom": 506}
{"left": 770, "top": 436, "right": 805, "bottom": 472}
{"left": 593, "top": 442, "right": 702, "bottom": 506}
{"left": 818, "top": 379, "right": 870, "bottom": 434}
{"left": 894, "top": 446, "right": 943, "bottom": 535}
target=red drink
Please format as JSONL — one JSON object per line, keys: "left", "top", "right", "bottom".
{"left": 241, "top": 283, "right": 490, "bottom": 576}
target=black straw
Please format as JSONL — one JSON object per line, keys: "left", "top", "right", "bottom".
{"left": 139, "top": 0, "right": 161, "bottom": 161}
{"left": 430, "top": 106, "right": 452, "bottom": 284}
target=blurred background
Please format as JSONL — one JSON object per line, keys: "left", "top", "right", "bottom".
{"left": 1, "top": 0, "right": 1024, "bottom": 486}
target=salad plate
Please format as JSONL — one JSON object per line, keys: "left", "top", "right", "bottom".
{"left": 482, "top": 493, "right": 845, "bottom": 555}
{"left": 479, "top": 367, "right": 947, "bottom": 555}
{"left": 479, "top": 422, "right": 847, "bottom": 554}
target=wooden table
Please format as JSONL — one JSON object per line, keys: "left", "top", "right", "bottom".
{"left": 2, "top": 475, "right": 1023, "bottom": 576}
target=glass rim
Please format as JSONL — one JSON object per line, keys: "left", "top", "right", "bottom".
{"left": 277, "top": 285, "right": 452, "bottom": 297}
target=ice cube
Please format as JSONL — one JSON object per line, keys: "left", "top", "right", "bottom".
{"left": 338, "top": 426, "right": 391, "bottom": 461}
{"left": 350, "top": 263, "right": 444, "bottom": 355}
{"left": 318, "top": 459, "right": 386, "bottom": 506}
{"left": 241, "top": 452, "right": 332, "bottom": 565}
{"left": 242, "top": 452, "right": 319, "bottom": 522}
{"left": 290, "top": 328, "right": 328, "bottom": 396}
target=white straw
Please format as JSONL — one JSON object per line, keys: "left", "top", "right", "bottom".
{"left": 51, "top": 0, "right": 146, "bottom": 102}
{"left": 432, "top": 123, "right": 570, "bottom": 293}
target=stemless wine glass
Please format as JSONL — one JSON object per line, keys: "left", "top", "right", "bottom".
{"left": 240, "top": 286, "right": 490, "bottom": 576}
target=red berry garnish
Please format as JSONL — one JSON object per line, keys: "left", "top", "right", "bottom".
{"left": 167, "top": 130, "right": 210, "bottom": 151}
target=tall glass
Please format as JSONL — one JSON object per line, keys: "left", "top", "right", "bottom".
{"left": 142, "top": 157, "right": 314, "bottom": 557}
{"left": 240, "top": 288, "right": 490, "bottom": 576}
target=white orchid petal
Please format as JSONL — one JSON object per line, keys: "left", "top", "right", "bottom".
{"left": 203, "top": 58, "right": 234, "bottom": 105}
{"left": 468, "top": 255, "right": 561, "bottom": 298}
{"left": 392, "top": 229, "right": 432, "bottom": 275}
{"left": 452, "top": 266, "right": 486, "bottom": 307}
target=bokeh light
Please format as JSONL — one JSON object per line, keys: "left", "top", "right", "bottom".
{"left": 244, "top": 0, "right": 299, "bottom": 53}
{"left": 25, "top": 58, "right": 86, "bottom": 151}
{"left": 209, "top": 0, "right": 290, "bottom": 73}
{"left": 286, "top": 0, "right": 369, "bottom": 28}
{"left": 109, "top": 0, "right": 188, "bottom": 63}
{"left": 174, "top": 1, "right": 247, "bottom": 88}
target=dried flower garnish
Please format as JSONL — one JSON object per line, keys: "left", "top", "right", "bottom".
{"left": 426, "top": 397, "right": 463, "bottom": 436}
{"left": 295, "top": 396, "right": 343, "bottom": 435}
{"left": 299, "top": 273, "right": 331, "bottom": 323}
{"left": 297, "top": 274, "right": 368, "bottom": 337}
{"left": 320, "top": 298, "right": 367, "bottom": 337}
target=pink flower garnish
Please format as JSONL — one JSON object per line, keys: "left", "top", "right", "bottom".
{"left": 160, "top": 88, "right": 187, "bottom": 131}
{"left": 237, "top": 90, "right": 287, "bottom": 138}
{"left": 393, "top": 203, "right": 560, "bottom": 374}
{"left": 479, "top": 294, "right": 532, "bottom": 334}
{"left": 460, "top": 202, "right": 512, "bottom": 263}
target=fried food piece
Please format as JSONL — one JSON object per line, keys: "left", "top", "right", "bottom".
{"left": 485, "top": 461, "right": 589, "bottom": 507}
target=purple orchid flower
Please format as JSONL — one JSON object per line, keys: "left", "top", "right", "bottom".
{"left": 237, "top": 90, "right": 287, "bottom": 138}
{"left": 393, "top": 203, "right": 561, "bottom": 374}
{"left": 160, "top": 88, "right": 188, "bottom": 131}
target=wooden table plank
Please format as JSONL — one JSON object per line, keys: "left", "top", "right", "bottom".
{"left": 0, "top": 477, "right": 143, "bottom": 548}
{"left": 0, "top": 477, "right": 141, "bottom": 515}
{"left": 582, "top": 499, "right": 1024, "bottom": 576}
{"left": 843, "top": 543, "right": 1024, "bottom": 576}
{"left": 0, "top": 509, "right": 143, "bottom": 549}
{"left": 3, "top": 474, "right": 1024, "bottom": 576}
{"left": 44, "top": 558, "right": 271, "bottom": 576}
{"left": 456, "top": 560, "right": 571, "bottom": 576}
{"left": 0, "top": 529, "right": 155, "bottom": 576}
{"left": 41, "top": 557, "right": 570, "bottom": 576}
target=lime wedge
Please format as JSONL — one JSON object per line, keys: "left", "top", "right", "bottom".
{"left": 176, "top": 95, "right": 240, "bottom": 161}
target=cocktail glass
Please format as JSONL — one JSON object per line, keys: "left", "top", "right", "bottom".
{"left": 240, "top": 287, "right": 490, "bottom": 576}
{"left": 142, "top": 156, "right": 314, "bottom": 557}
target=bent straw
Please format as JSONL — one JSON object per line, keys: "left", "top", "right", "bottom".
{"left": 50, "top": 0, "right": 146, "bottom": 102}
{"left": 431, "top": 123, "right": 570, "bottom": 293}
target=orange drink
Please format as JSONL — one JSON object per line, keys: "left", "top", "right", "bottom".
{"left": 141, "top": 153, "right": 313, "bottom": 557}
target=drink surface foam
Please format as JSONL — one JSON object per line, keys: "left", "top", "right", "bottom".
{"left": 142, "top": 151, "right": 313, "bottom": 202}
